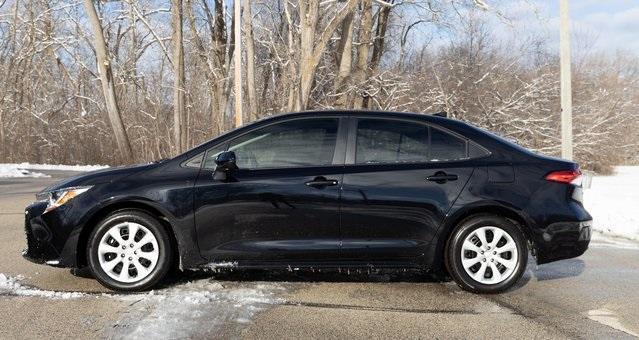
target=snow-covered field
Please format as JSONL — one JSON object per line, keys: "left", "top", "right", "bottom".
{"left": 0, "top": 163, "right": 107, "bottom": 178}
{"left": 584, "top": 166, "right": 639, "bottom": 241}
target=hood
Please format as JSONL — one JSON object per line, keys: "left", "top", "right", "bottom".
{"left": 40, "top": 163, "right": 157, "bottom": 193}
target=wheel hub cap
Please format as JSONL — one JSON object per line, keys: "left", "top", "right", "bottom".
{"left": 97, "top": 222, "right": 159, "bottom": 283}
{"left": 460, "top": 226, "right": 519, "bottom": 285}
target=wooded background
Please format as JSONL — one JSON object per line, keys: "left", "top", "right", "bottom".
{"left": 0, "top": 0, "right": 637, "bottom": 173}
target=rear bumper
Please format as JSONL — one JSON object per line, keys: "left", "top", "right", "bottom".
{"left": 536, "top": 220, "right": 591, "bottom": 264}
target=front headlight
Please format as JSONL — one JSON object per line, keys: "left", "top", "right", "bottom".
{"left": 37, "top": 186, "right": 93, "bottom": 213}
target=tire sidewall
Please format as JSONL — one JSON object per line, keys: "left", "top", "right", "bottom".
{"left": 87, "top": 210, "right": 172, "bottom": 291}
{"left": 447, "top": 215, "right": 528, "bottom": 294}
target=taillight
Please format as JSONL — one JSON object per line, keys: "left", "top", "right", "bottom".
{"left": 545, "top": 169, "right": 582, "bottom": 185}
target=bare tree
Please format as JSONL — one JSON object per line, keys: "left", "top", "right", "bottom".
{"left": 295, "top": 0, "right": 358, "bottom": 110}
{"left": 0, "top": 0, "right": 635, "bottom": 173}
{"left": 172, "top": 0, "right": 186, "bottom": 153}
{"left": 243, "top": 0, "right": 258, "bottom": 119}
{"left": 83, "top": 0, "right": 134, "bottom": 162}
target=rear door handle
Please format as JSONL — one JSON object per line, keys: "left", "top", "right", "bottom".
{"left": 305, "top": 177, "right": 339, "bottom": 188}
{"left": 426, "top": 172, "right": 458, "bottom": 183}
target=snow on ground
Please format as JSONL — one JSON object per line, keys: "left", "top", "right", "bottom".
{"left": 7, "top": 163, "right": 109, "bottom": 171}
{"left": 114, "top": 279, "right": 287, "bottom": 339}
{"left": 0, "top": 273, "right": 85, "bottom": 299}
{"left": 584, "top": 166, "right": 639, "bottom": 241}
{"left": 0, "top": 166, "right": 49, "bottom": 178}
{"left": 0, "top": 272, "right": 287, "bottom": 338}
{"left": 0, "top": 163, "right": 108, "bottom": 178}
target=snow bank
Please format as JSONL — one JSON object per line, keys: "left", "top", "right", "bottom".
{"left": 0, "top": 166, "right": 49, "bottom": 178}
{"left": 584, "top": 166, "right": 639, "bottom": 241}
{"left": 3, "top": 162, "right": 108, "bottom": 171}
{"left": 0, "top": 163, "right": 108, "bottom": 178}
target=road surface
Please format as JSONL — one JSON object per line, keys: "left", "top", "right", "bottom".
{"left": 1, "top": 172, "right": 637, "bottom": 339}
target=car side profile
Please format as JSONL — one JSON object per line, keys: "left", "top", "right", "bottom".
{"left": 23, "top": 111, "right": 592, "bottom": 293}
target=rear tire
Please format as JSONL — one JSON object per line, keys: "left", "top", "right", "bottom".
{"left": 445, "top": 215, "right": 528, "bottom": 294}
{"left": 87, "top": 210, "right": 173, "bottom": 291}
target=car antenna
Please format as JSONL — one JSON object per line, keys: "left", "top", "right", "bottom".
{"left": 432, "top": 111, "right": 447, "bottom": 118}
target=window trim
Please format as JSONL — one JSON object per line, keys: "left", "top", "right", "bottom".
{"left": 345, "top": 116, "right": 491, "bottom": 166}
{"left": 200, "top": 116, "right": 347, "bottom": 171}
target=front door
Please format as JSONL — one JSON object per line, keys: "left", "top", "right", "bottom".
{"left": 194, "top": 117, "right": 346, "bottom": 262}
{"left": 339, "top": 118, "right": 477, "bottom": 261}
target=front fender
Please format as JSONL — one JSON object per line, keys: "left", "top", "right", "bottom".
{"left": 65, "top": 195, "right": 206, "bottom": 270}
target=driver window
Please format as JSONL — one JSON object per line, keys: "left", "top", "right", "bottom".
{"left": 227, "top": 118, "right": 339, "bottom": 169}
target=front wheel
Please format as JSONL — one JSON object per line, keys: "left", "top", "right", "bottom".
{"left": 87, "top": 210, "right": 173, "bottom": 291}
{"left": 445, "top": 215, "right": 528, "bottom": 294}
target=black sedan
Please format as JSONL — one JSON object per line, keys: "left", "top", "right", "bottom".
{"left": 23, "top": 111, "right": 592, "bottom": 293}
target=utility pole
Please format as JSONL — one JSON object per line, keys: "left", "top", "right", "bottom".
{"left": 233, "top": 0, "right": 243, "bottom": 127}
{"left": 559, "top": 0, "right": 573, "bottom": 160}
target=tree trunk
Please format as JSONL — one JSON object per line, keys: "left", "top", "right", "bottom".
{"left": 0, "top": 108, "right": 4, "bottom": 160}
{"left": 334, "top": 11, "right": 355, "bottom": 107}
{"left": 353, "top": 0, "right": 372, "bottom": 109}
{"left": 233, "top": 0, "right": 242, "bottom": 128}
{"left": 298, "top": 0, "right": 319, "bottom": 111}
{"left": 297, "top": 0, "right": 358, "bottom": 110}
{"left": 243, "top": 0, "right": 258, "bottom": 120}
{"left": 172, "top": 0, "right": 186, "bottom": 153}
{"left": 83, "top": 0, "right": 134, "bottom": 162}
{"left": 284, "top": 0, "right": 300, "bottom": 111}
{"left": 363, "top": 2, "right": 391, "bottom": 108}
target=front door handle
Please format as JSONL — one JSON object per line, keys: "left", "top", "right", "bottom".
{"left": 426, "top": 171, "right": 458, "bottom": 183}
{"left": 305, "top": 177, "right": 339, "bottom": 188}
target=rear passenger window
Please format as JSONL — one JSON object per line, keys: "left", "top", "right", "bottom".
{"left": 355, "top": 119, "right": 489, "bottom": 164}
{"left": 356, "top": 120, "right": 429, "bottom": 164}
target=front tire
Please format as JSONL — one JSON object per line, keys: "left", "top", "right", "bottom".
{"left": 445, "top": 215, "right": 528, "bottom": 294}
{"left": 87, "top": 210, "right": 173, "bottom": 291}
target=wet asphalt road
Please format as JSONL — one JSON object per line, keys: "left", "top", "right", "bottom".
{"left": 0, "top": 172, "right": 638, "bottom": 339}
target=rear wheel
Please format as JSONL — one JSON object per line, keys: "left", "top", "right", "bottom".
{"left": 445, "top": 215, "right": 528, "bottom": 294}
{"left": 87, "top": 210, "right": 172, "bottom": 291}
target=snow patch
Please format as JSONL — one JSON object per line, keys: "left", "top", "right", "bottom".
{"left": 6, "top": 162, "right": 109, "bottom": 171}
{"left": 584, "top": 166, "right": 639, "bottom": 241}
{"left": 0, "top": 273, "right": 84, "bottom": 299}
{"left": 0, "top": 163, "right": 108, "bottom": 178}
{"left": 0, "top": 272, "right": 288, "bottom": 338}
{"left": 112, "top": 279, "right": 287, "bottom": 339}
{"left": 203, "top": 261, "right": 239, "bottom": 270}
{"left": 0, "top": 166, "right": 49, "bottom": 178}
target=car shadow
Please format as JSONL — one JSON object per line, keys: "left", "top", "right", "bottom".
{"left": 509, "top": 257, "right": 586, "bottom": 291}
{"left": 530, "top": 258, "right": 586, "bottom": 281}
{"left": 163, "top": 268, "right": 448, "bottom": 287}
{"left": 71, "top": 257, "right": 585, "bottom": 291}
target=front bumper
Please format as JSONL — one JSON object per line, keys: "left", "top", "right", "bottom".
{"left": 536, "top": 220, "right": 591, "bottom": 264}
{"left": 22, "top": 201, "right": 78, "bottom": 268}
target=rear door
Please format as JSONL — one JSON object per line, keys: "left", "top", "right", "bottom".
{"left": 339, "top": 117, "right": 484, "bottom": 261}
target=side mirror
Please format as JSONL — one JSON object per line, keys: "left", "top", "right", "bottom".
{"left": 213, "top": 151, "right": 238, "bottom": 180}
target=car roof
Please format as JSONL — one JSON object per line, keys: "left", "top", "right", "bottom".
{"left": 256, "top": 109, "right": 455, "bottom": 125}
